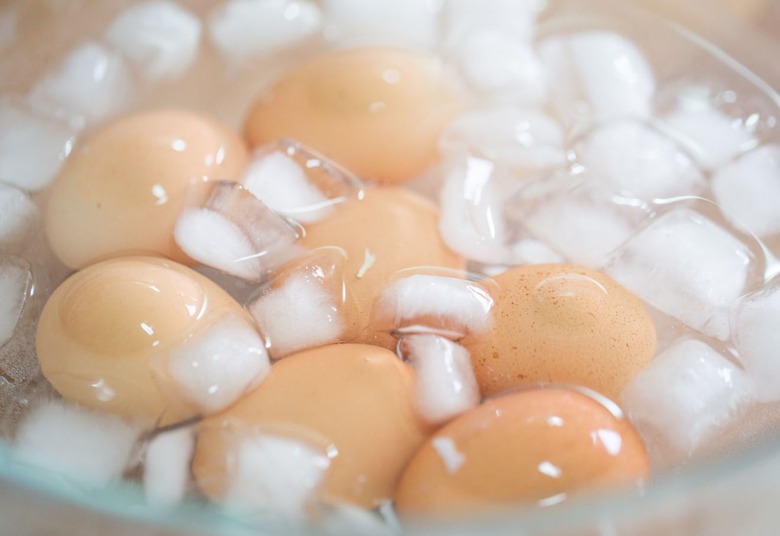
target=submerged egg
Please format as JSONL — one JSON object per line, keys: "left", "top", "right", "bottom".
{"left": 461, "top": 264, "right": 656, "bottom": 401}
{"left": 243, "top": 47, "right": 461, "bottom": 184}
{"left": 193, "top": 343, "right": 429, "bottom": 509}
{"left": 395, "top": 387, "right": 650, "bottom": 516}
{"left": 36, "top": 256, "right": 265, "bottom": 423}
{"left": 46, "top": 109, "right": 248, "bottom": 269}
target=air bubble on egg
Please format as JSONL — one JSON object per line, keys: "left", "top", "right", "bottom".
{"left": 166, "top": 313, "right": 270, "bottom": 414}
{"left": 143, "top": 426, "right": 195, "bottom": 506}
{"left": 106, "top": 0, "right": 202, "bottom": 82}
{"left": 13, "top": 400, "right": 142, "bottom": 487}
{"left": 399, "top": 334, "right": 480, "bottom": 425}
{"left": 174, "top": 182, "right": 301, "bottom": 281}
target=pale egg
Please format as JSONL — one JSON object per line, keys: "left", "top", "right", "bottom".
{"left": 243, "top": 47, "right": 461, "bottom": 185}
{"left": 45, "top": 109, "right": 249, "bottom": 269}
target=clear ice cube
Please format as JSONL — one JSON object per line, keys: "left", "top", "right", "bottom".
{"left": 0, "top": 183, "right": 38, "bottom": 252}
{"left": 0, "top": 256, "right": 31, "bottom": 350}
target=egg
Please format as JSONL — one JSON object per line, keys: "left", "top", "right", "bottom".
{"left": 243, "top": 47, "right": 461, "bottom": 185}
{"left": 461, "top": 264, "right": 656, "bottom": 401}
{"left": 298, "top": 187, "right": 463, "bottom": 347}
{"left": 45, "top": 109, "right": 248, "bottom": 269}
{"left": 394, "top": 387, "right": 650, "bottom": 516}
{"left": 36, "top": 256, "right": 264, "bottom": 423}
{"left": 192, "top": 343, "right": 429, "bottom": 509}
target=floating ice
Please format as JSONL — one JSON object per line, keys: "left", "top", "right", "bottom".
{"left": 0, "top": 98, "right": 77, "bottom": 191}
{"left": 574, "top": 120, "right": 705, "bottom": 200}
{"left": 400, "top": 334, "right": 480, "bottom": 425}
{"left": 373, "top": 274, "right": 493, "bottom": 338}
{"left": 223, "top": 433, "right": 330, "bottom": 519}
{"left": 14, "top": 400, "right": 142, "bottom": 487}
{"left": 606, "top": 208, "right": 753, "bottom": 340}
{"left": 621, "top": 339, "right": 754, "bottom": 455}
{"left": 322, "top": 0, "right": 439, "bottom": 49}
{"left": 143, "top": 427, "right": 195, "bottom": 506}
{"left": 539, "top": 31, "right": 655, "bottom": 125}
{"left": 0, "top": 183, "right": 38, "bottom": 251}
{"left": 208, "top": 0, "right": 321, "bottom": 59}
{"left": 30, "top": 42, "right": 134, "bottom": 124}
{"left": 712, "top": 145, "right": 780, "bottom": 238}
{"left": 167, "top": 313, "right": 270, "bottom": 414}
{"left": 106, "top": 0, "right": 202, "bottom": 82}
{"left": 733, "top": 283, "right": 780, "bottom": 402}
{"left": 442, "top": 0, "right": 543, "bottom": 48}
{"left": 0, "top": 256, "right": 31, "bottom": 349}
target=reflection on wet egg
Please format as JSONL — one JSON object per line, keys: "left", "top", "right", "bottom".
{"left": 394, "top": 387, "right": 650, "bottom": 516}
{"left": 243, "top": 48, "right": 461, "bottom": 185}
{"left": 45, "top": 109, "right": 249, "bottom": 269}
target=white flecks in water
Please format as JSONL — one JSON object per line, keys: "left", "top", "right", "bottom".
{"left": 0, "top": 98, "right": 77, "bottom": 192}
{"left": 167, "top": 314, "right": 270, "bottom": 414}
{"left": 13, "top": 400, "right": 142, "bottom": 487}
{"left": 401, "top": 334, "right": 480, "bottom": 425}
{"left": 621, "top": 338, "right": 754, "bottom": 457}
{"left": 29, "top": 42, "right": 134, "bottom": 125}
{"left": 574, "top": 120, "right": 705, "bottom": 201}
{"left": 0, "top": 256, "right": 31, "bottom": 349}
{"left": 539, "top": 31, "right": 655, "bottom": 126}
{"left": 0, "top": 183, "right": 38, "bottom": 252}
{"left": 711, "top": 144, "right": 780, "bottom": 239}
{"left": 208, "top": 0, "right": 322, "bottom": 60}
{"left": 143, "top": 426, "right": 195, "bottom": 507}
{"left": 607, "top": 208, "right": 753, "bottom": 340}
{"left": 106, "top": 0, "right": 202, "bottom": 82}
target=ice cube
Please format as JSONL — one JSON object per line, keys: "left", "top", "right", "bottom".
{"left": 0, "top": 183, "right": 38, "bottom": 252}
{"left": 442, "top": 0, "right": 543, "bottom": 48}
{"left": 0, "top": 256, "right": 31, "bottom": 349}
{"left": 13, "top": 400, "right": 142, "bottom": 487}
{"left": 322, "top": 0, "right": 440, "bottom": 49}
{"left": 574, "top": 120, "right": 705, "bottom": 200}
{"left": 167, "top": 313, "right": 270, "bottom": 414}
{"left": 319, "top": 503, "right": 398, "bottom": 536}
{"left": 106, "top": 0, "right": 202, "bottom": 82}
{"left": 711, "top": 145, "right": 780, "bottom": 238}
{"left": 539, "top": 31, "right": 655, "bottom": 126}
{"left": 143, "top": 427, "right": 195, "bottom": 506}
{"left": 621, "top": 338, "right": 754, "bottom": 456}
{"left": 30, "top": 42, "right": 134, "bottom": 125}
{"left": 453, "top": 32, "right": 546, "bottom": 103}
{"left": 733, "top": 282, "right": 780, "bottom": 402}
{"left": 208, "top": 0, "right": 321, "bottom": 59}
{"left": 606, "top": 208, "right": 755, "bottom": 340}
{"left": 0, "top": 98, "right": 77, "bottom": 192}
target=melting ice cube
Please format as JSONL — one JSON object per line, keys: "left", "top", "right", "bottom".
{"left": 0, "top": 183, "right": 38, "bottom": 252}
{"left": 0, "top": 256, "right": 31, "bottom": 349}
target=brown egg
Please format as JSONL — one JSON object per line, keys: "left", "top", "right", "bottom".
{"left": 192, "top": 343, "right": 429, "bottom": 509}
{"left": 243, "top": 47, "right": 461, "bottom": 185}
{"left": 46, "top": 109, "right": 249, "bottom": 269}
{"left": 36, "top": 256, "right": 262, "bottom": 423}
{"left": 395, "top": 387, "right": 650, "bottom": 516}
{"left": 461, "top": 263, "right": 656, "bottom": 401}
{"left": 298, "top": 187, "right": 463, "bottom": 347}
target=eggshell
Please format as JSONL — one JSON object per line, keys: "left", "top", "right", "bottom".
{"left": 45, "top": 109, "right": 248, "bottom": 269}
{"left": 192, "top": 343, "right": 429, "bottom": 509}
{"left": 298, "top": 187, "right": 464, "bottom": 347}
{"left": 36, "top": 256, "right": 257, "bottom": 423}
{"left": 395, "top": 387, "right": 650, "bottom": 516}
{"left": 243, "top": 47, "right": 461, "bottom": 185}
{"left": 461, "top": 263, "right": 656, "bottom": 401}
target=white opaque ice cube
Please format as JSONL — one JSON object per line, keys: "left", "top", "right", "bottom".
{"left": 106, "top": 0, "right": 202, "bottom": 82}
{"left": 621, "top": 339, "right": 754, "bottom": 455}
{"left": 14, "top": 401, "right": 142, "bottom": 487}
{"left": 319, "top": 503, "right": 397, "bottom": 536}
{"left": 575, "top": 120, "right": 704, "bottom": 200}
{"left": 539, "top": 31, "right": 655, "bottom": 125}
{"left": 442, "top": 0, "right": 543, "bottom": 48}
{"left": 0, "top": 99, "right": 77, "bottom": 191}
{"left": 0, "top": 257, "right": 31, "bottom": 348}
{"left": 0, "top": 183, "right": 38, "bottom": 251}
{"left": 733, "top": 283, "right": 780, "bottom": 402}
{"left": 143, "top": 427, "right": 195, "bottom": 506}
{"left": 168, "top": 314, "right": 270, "bottom": 414}
{"left": 712, "top": 145, "right": 780, "bottom": 238}
{"left": 606, "top": 209, "right": 753, "bottom": 340}
{"left": 208, "top": 0, "right": 321, "bottom": 59}
{"left": 322, "top": 0, "right": 440, "bottom": 49}
{"left": 30, "top": 42, "right": 134, "bottom": 124}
